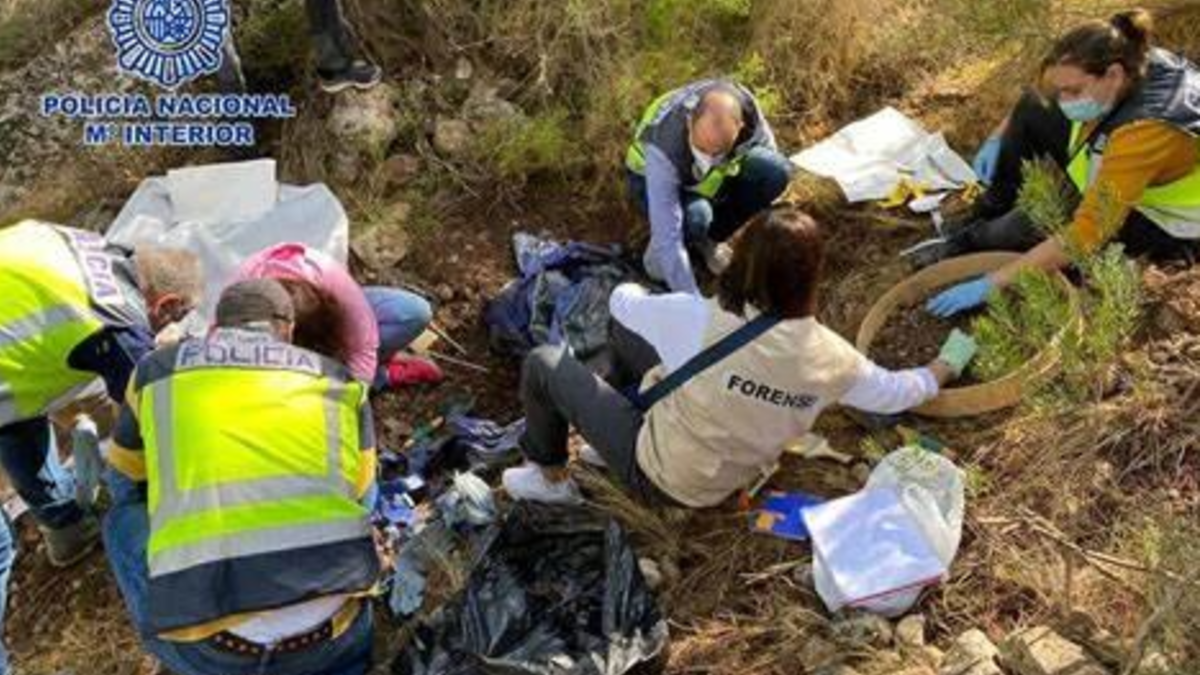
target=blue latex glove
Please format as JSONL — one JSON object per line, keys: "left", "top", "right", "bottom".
{"left": 971, "top": 136, "right": 1002, "bottom": 184}
{"left": 927, "top": 277, "right": 994, "bottom": 317}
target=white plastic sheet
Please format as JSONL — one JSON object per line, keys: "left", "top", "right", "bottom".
{"left": 106, "top": 160, "right": 350, "bottom": 332}
{"left": 805, "top": 446, "right": 965, "bottom": 617}
{"left": 791, "top": 107, "right": 977, "bottom": 203}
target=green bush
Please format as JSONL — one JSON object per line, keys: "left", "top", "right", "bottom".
{"left": 971, "top": 268, "right": 1072, "bottom": 382}
{"left": 472, "top": 109, "right": 583, "bottom": 187}
{"left": 0, "top": 0, "right": 106, "bottom": 70}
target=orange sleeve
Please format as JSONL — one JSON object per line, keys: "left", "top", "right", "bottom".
{"left": 1066, "top": 120, "right": 1199, "bottom": 252}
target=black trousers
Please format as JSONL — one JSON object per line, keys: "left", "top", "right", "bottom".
{"left": 517, "top": 324, "right": 676, "bottom": 505}
{"left": 306, "top": 0, "right": 358, "bottom": 74}
{"left": 954, "top": 89, "right": 1198, "bottom": 262}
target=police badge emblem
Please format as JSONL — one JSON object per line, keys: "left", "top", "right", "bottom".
{"left": 107, "top": 0, "right": 230, "bottom": 90}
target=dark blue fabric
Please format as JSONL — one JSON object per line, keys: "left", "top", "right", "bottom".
{"left": 0, "top": 511, "right": 13, "bottom": 675}
{"left": 485, "top": 234, "right": 634, "bottom": 360}
{"left": 67, "top": 325, "right": 157, "bottom": 405}
{"left": 0, "top": 417, "right": 82, "bottom": 529}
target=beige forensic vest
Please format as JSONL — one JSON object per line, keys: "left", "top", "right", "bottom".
{"left": 635, "top": 300, "right": 866, "bottom": 507}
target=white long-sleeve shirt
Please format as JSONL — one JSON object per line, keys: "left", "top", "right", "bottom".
{"left": 609, "top": 284, "right": 939, "bottom": 414}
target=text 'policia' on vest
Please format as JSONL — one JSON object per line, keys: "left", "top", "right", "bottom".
{"left": 0, "top": 221, "right": 147, "bottom": 426}
{"left": 1067, "top": 47, "right": 1200, "bottom": 238}
{"left": 626, "top": 79, "right": 774, "bottom": 198}
{"left": 132, "top": 328, "right": 379, "bottom": 633}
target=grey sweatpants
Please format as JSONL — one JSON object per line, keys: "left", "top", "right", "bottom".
{"left": 518, "top": 327, "right": 674, "bottom": 505}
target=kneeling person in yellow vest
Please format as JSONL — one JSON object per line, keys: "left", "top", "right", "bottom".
{"left": 625, "top": 80, "right": 794, "bottom": 295}
{"left": 913, "top": 10, "right": 1200, "bottom": 317}
{"left": 103, "top": 279, "right": 382, "bottom": 675}
{"left": 0, "top": 220, "right": 199, "bottom": 674}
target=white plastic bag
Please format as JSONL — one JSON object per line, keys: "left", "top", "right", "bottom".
{"left": 808, "top": 446, "right": 965, "bottom": 617}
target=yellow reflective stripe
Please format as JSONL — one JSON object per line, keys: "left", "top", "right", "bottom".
{"left": 108, "top": 444, "right": 147, "bottom": 481}
{"left": 693, "top": 157, "right": 745, "bottom": 198}
{"left": 626, "top": 90, "right": 680, "bottom": 173}
{"left": 148, "top": 378, "right": 353, "bottom": 529}
{"left": 149, "top": 509, "right": 371, "bottom": 577}
{"left": 1141, "top": 160, "right": 1200, "bottom": 208}
{"left": 144, "top": 367, "right": 370, "bottom": 577}
{"left": 0, "top": 223, "right": 102, "bottom": 422}
{"left": 0, "top": 382, "right": 15, "bottom": 424}
{"left": 0, "top": 305, "right": 90, "bottom": 349}
{"left": 356, "top": 449, "right": 377, "bottom": 500}
{"left": 0, "top": 320, "right": 100, "bottom": 421}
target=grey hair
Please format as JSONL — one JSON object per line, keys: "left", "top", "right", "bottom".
{"left": 134, "top": 246, "right": 203, "bottom": 302}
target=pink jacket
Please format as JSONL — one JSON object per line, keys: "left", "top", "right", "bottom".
{"left": 233, "top": 243, "right": 379, "bottom": 382}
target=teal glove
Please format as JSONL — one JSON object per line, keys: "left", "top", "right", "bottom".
{"left": 937, "top": 329, "right": 978, "bottom": 377}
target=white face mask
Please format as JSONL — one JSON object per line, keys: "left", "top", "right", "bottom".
{"left": 691, "top": 144, "right": 725, "bottom": 180}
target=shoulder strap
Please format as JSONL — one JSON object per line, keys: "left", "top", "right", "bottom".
{"left": 634, "top": 312, "right": 781, "bottom": 412}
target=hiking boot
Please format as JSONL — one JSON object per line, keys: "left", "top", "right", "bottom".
{"left": 900, "top": 237, "right": 964, "bottom": 270}
{"left": 318, "top": 60, "right": 383, "bottom": 94}
{"left": 41, "top": 514, "right": 101, "bottom": 568}
{"left": 577, "top": 445, "right": 607, "bottom": 468}
{"left": 502, "top": 465, "right": 583, "bottom": 506}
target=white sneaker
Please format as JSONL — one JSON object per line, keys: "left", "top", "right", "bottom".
{"left": 502, "top": 465, "right": 584, "bottom": 505}
{"left": 578, "top": 445, "right": 608, "bottom": 468}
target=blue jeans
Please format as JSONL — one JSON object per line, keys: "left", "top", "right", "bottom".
{"left": 626, "top": 146, "right": 794, "bottom": 245}
{"left": 102, "top": 471, "right": 373, "bottom": 675}
{"left": 0, "top": 418, "right": 80, "bottom": 675}
{"left": 0, "top": 417, "right": 83, "bottom": 530}
{"left": 364, "top": 287, "right": 433, "bottom": 388}
{"left": 0, "top": 513, "right": 14, "bottom": 675}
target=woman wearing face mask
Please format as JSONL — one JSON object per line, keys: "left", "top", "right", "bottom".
{"left": 905, "top": 9, "right": 1200, "bottom": 317}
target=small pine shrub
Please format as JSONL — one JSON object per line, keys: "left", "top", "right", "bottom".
{"left": 971, "top": 268, "right": 1072, "bottom": 382}
{"left": 974, "top": 160, "right": 1142, "bottom": 402}
{"left": 1016, "top": 157, "right": 1076, "bottom": 239}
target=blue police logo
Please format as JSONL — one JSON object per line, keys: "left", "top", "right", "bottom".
{"left": 107, "top": 0, "right": 230, "bottom": 89}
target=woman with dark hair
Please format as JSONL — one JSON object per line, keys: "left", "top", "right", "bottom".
{"left": 232, "top": 243, "right": 441, "bottom": 389}
{"left": 502, "top": 207, "right": 978, "bottom": 507}
{"left": 910, "top": 9, "right": 1200, "bottom": 317}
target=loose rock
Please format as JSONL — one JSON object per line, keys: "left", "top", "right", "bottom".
{"left": 832, "top": 611, "right": 894, "bottom": 649}
{"left": 896, "top": 614, "right": 927, "bottom": 649}
{"left": 433, "top": 118, "right": 472, "bottom": 157}
{"left": 462, "top": 81, "right": 524, "bottom": 127}
{"left": 327, "top": 83, "right": 400, "bottom": 157}
{"left": 638, "top": 558, "right": 664, "bottom": 591}
{"left": 940, "top": 629, "right": 1002, "bottom": 675}
{"left": 352, "top": 207, "right": 412, "bottom": 272}
{"left": 382, "top": 154, "right": 422, "bottom": 191}
{"left": 1000, "top": 626, "right": 1109, "bottom": 675}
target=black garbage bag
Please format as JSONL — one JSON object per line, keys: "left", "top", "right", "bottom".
{"left": 393, "top": 503, "right": 669, "bottom": 675}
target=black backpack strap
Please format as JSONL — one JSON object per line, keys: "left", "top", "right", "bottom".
{"left": 633, "top": 313, "right": 780, "bottom": 412}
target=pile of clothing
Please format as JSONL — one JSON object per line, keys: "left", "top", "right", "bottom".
{"left": 372, "top": 410, "right": 526, "bottom": 618}
{"left": 485, "top": 233, "right": 638, "bottom": 360}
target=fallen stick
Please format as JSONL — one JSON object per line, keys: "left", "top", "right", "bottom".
{"left": 429, "top": 322, "right": 468, "bottom": 356}
{"left": 427, "top": 350, "right": 491, "bottom": 374}
{"left": 979, "top": 513, "right": 1200, "bottom": 589}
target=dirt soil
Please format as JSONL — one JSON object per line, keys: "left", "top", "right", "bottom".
{"left": 870, "top": 299, "right": 983, "bottom": 385}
